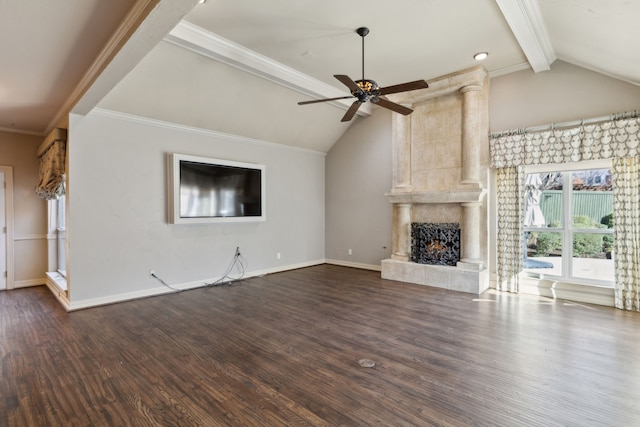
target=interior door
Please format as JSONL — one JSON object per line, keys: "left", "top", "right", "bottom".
{"left": 0, "top": 171, "right": 6, "bottom": 290}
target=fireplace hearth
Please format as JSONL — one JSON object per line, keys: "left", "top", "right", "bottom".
{"left": 411, "top": 223, "right": 460, "bottom": 266}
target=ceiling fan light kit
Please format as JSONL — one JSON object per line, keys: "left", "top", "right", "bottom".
{"left": 298, "top": 26, "right": 429, "bottom": 122}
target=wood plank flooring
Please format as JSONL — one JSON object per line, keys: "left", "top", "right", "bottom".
{"left": 1, "top": 264, "right": 639, "bottom": 426}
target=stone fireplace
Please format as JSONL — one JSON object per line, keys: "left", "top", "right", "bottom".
{"left": 381, "top": 66, "right": 490, "bottom": 294}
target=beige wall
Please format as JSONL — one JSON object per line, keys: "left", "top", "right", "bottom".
{"left": 0, "top": 131, "right": 48, "bottom": 287}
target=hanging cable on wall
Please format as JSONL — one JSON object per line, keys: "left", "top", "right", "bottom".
{"left": 150, "top": 246, "right": 248, "bottom": 292}
{"left": 205, "top": 246, "right": 247, "bottom": 287}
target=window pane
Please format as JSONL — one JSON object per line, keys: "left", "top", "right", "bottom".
{"left": 570, "top": 168, "right": 614, "bottom": 283}
{"left": 571, "top": 169, "right": 613, "bottom": 229}
{"left": 538, "top": 172, "right": 562, "bottom": 227}
{"left": 524, "top": 231, "right": 562, "bottom": 276}
{"left": 56, "top": 196, "right": 66, "bottom": 276}
{"left": 572, "top": 232, "right": 614, "bottom": 281}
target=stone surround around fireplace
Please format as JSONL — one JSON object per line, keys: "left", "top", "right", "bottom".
{"left": 381, "top": 65, "right": 490, "bottom": 294}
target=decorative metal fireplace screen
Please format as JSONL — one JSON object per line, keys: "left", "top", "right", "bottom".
{"left": 411, "top": 223, "right": 461, "bottom": 266}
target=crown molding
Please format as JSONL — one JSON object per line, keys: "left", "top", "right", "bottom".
{"left": 560, "top": 58, "right": 640, "bottom": 88}
{"left": 90, "top": 108, "right": 327, "bottom": 157}
{"left": 488, "top": 62, "right": 531, "bottom": 78}
{"left": 496, "top": 0, "right": 556, "bottom": 73}
{"left": 164, "top": 21, "right": 371, "bottom": 117}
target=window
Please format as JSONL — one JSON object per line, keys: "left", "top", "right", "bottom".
{"left": 523, "top": 161, "right": 614, "bottom": 286}
{"left": 56, "top": 195, "right": 66, "bottom": 276}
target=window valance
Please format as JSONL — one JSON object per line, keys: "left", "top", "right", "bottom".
{"left": 490, "top": 115, "right": 640, "bottom": 168}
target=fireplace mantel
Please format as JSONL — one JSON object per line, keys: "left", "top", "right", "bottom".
{"left": 385, "top": 188, "right": 487, "bottom": 204}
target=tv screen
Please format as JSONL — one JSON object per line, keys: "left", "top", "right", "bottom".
{"left": 168, "top": 153, "right": 265, "bottom": 224}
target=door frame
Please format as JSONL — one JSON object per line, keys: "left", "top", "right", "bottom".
{"left": 0, "top": 166, "right": 15, "bottom": 290}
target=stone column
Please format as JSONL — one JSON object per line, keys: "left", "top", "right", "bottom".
{"left": 458, "top": 202, "right": 483, "bottom": 269}
{"left": 391, "top": 113, "right": 411, "bottom": 190}
{"left": 460, "top": 84, "right": 482, "bottom": 186}
{"left": 391, "top": 203, "right": 411, "bottom": 261}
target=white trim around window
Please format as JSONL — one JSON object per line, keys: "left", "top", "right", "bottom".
{"left": 520, "top": 159, "right": 616, "bottom": 305}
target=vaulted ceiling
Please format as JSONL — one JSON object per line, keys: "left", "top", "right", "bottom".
{"left": 2, "top": 0, "right": 639, "bottom": 152}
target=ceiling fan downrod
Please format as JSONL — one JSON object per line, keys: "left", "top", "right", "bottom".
{"left": 354, "top": 27, "right": 379, "bottom": 97}
{"left": 356, "top": 27, "right": 369, "bottom": 82}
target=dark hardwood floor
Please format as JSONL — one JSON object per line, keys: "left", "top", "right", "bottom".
{"left": 1, "top": 264, "right": 639, "bottom": 426}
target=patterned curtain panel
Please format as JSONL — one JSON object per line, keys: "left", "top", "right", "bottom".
{"left": 490, "top": 116, "right": 640, "bottom": 168}
{"left": 612, "top": 157, "right": 640, "bottom": 311}
{"left": 35, "top": 137, "right": 66, "bottom": 200}
{"left": 495, "top": 166, "right": 524, "bottom": 292}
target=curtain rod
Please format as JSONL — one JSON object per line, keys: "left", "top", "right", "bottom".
{"left": 491, "top": 109, "right": 639, "bottom": 137}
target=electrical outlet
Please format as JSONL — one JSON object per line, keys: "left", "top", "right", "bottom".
{"left": 277, "top": 253, "right": 281, "bottom": 259}
{"left": 149, "top": 269, "right": 155, "bottom": 277}
{"left": 348, "top": 249, "right": 352, "bottom": 255}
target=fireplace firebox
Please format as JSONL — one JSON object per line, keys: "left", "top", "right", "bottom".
{"left": 411, "top": 223, "right": 461, "bottom": 266}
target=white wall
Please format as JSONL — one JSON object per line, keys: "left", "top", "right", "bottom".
{"left": 325, "top": 108, "right": 393, "bottom": 269}
{"left": 67, "top": 111, "right": 325, "bottom": 306}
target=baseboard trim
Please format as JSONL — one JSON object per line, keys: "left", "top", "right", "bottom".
{"left": 64, "top": 259, "right": 327, "bottom": 311}
{"left": 14, "top": 278, "right": 45, "bottom": 288}
{"left": 245, "top": 259, "right": 327, "bottom": 278}
{"left": 519, "top": 276, "right": 614, "bottom": 307}
{"left": 54, "top": 261, "right": 615, "bottom": 311}
{"left": 325, "top": 259, "right": 381, "bottom": 272}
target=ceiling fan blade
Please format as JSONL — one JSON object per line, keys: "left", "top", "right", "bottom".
{"left": 334, "top": 75, "right": 362, "bottom": 93}
{"left": 378, "top": 79, "right": 429, "bottom": 96}
{"left": 374, "top": 97, "right": 413, "bottom": 115}
{"left": 298, "top": 95, "right": 355, "bottom": 105}
{"left": 341, "top": 101, "right": 362, "bottom": 122}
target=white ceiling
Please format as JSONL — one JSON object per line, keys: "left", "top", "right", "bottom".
{"left": 2, "top": 0, "right": 639, "bottom": 150}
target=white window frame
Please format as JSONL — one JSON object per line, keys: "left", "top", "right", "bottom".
{"left": 523, "top": 159, "right": 614, "bottom": 287}
{"left": 56, "top": 195, "right": 66, "bottom": 277}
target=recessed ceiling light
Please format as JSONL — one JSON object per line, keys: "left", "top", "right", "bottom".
{"left": 197, "top": 0, "right": 206, "bottom": 4}
{"left": 474, "top": 52, "right": 489, "bottom": 61}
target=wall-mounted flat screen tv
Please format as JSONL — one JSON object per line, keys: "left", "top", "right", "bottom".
{"left": 167, "top": 153, "right": 265, "bottom": 224}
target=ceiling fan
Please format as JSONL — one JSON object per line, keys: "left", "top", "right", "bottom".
{"left": 298, "top": 27, "right": 429, "bottom": 122}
